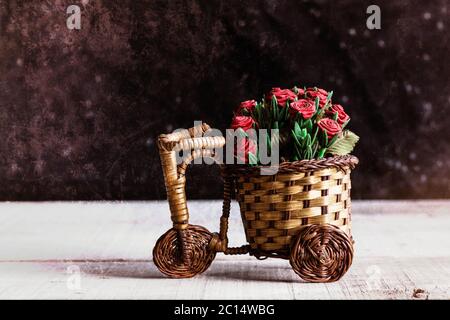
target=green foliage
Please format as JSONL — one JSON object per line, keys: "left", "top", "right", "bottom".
{"left": 317, "top": 148, "right": 326, "bottom": 159}
{"left": 240, "top": 86, "right": 358, "bottom": 164}
{"left": 325, "top": 91, "right": 333, "bottom": 109}
{"left": 332, "top": 112, "right": 339, "bottom": 121}
{"left": 326, "top": 130, "right": 360, "bottom": 156}
{"left": 320, "top": 130, "right": 328, "bottom": 146}
{"left": 291, "top": 122, "right": 317, "bottom": 160}
{"left": 248, "top": 152, "right": 258, "bottom": 165}
{"left": 304, "top": 119, "right": 313, "bottom": 132}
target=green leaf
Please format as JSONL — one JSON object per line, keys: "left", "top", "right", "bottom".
{"left": 248, "top": 152, "right": 258, "bottom": 165}
{"left": 332, "top": 112, "right": 339, "bottom": 121}
{"left": 327, "top": 134, "right": 339, "bottom": 147}
{"left": 326, "top": 90, "right": 333, "bottom": 104}
{"left": 284, "top": 106, "right": 290, "bottom": 121}
{"left": 253, "top": 102, "right": 261, "bottom": 122}
{"left": 304, "top": 119, "right": 313, "bottom": 132}
{"left": 283, "top": 101, "right": 290, "bottom": 120}
{"left": 323, "top": 91, "right": 333, "bottom": 111}
{"left": 327, "top": 130, "right": 360, "bottom": 156}
{"left": 341, "top": 119, "right": 350, "bottom": 130}
{"left": 305, "top": 133, "right": 311, "bottom": 148}
{"left": 291, "top": 130, "right": 301, "bottom": 146}
{"left": 271, "top": 95, "right": 277, "bottom": 107}
{"left": 306, "top": 145, "right": 313, "bottom": 159}
{"left": 311, "top": 126, "right": 319, "bottom": 145}
{"left": 327, "top": 90, "right": 333, "bottom": 100}
{"left": 312, "top": 143, "right": 319, "bottom": 158}
{"left": 272, "top": 96, "right": 278, "bottom": 120}
{"left": 313, "top": 97, "right": 321, "bottom": 117}
{"left": 317, "top": 148, "right": 326, "bottom": 159}
{"left": 294, "top": 142, "right": 302, "bottom": 159}
{"left": 320, "top": 130, "right": 328, "bottom": 146}
{"left": 301, "top": 128, "right": 307, "bottom": 139}
{"left": 294, "top": 122, "right": 301, "bottom": 137}
{"left": 236, "top": 128, "right": 248, "bottom": 138}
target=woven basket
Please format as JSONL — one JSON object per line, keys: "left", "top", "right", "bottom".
{"left": 226, "top": 155, "right": 358, "bottom": 282}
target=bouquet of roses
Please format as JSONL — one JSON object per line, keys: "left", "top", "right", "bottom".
{"left": 230, "top": 86, "right": 359, "bottom": 164}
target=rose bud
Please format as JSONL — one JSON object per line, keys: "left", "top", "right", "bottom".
{"left": 294, "top": 86, "right": 305, "bottom": 97}
{"left": 266, "top": 87, "right": 297, "bottom": 107}
{"left": 289, "top": 99, "right": 316, "bottom": 119}
{"left": 305, "top": 87, "right": 330, "bottom": 108}
{"left": 230, "top": 115, "right": 255, "bottom": 131}
{"left": 327, "top": 104, "right": 350, "bottom": 125}
{"left": 235, "top": 100, "right": 257, "bottom": 115}
{"left": 318, "top": 118, "right": 342, "bottom": 139}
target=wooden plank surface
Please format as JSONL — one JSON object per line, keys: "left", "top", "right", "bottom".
{"left": 0, "top": 200, "right": 449, "bottom": 299}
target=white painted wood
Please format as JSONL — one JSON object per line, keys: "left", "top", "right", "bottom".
{"left": 0, "top": 200, "right": 449, "bottom": 299}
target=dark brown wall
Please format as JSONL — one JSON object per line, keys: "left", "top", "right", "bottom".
{"left": 0, "top": 0, "right": 449, "bottom": 200}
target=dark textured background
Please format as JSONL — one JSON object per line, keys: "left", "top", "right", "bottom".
{"left": 0, "top": 0, "right": 449, "bottom": 200}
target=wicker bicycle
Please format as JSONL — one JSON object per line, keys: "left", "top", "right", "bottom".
{"left": 153, "top": 122, "right": 358, "bottom": 282}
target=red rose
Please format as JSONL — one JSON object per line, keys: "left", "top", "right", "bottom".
{"left": 295, "top": 87, "right": 305, "bottom": 97}
{"left": 305, "top": 87, "right": 330, "bottom": 108}
{"left": 318, "top": 118, "right": 341, "bottom": 139}
{"left": 230, "top": 115, "right": 255, "bottom": 131}
{"left": 230, "top": 116, "right": 257, "bottom": 163}
{"left": 266, "top": 87, "right": 297, "bottom": 107}
{"left": 327, "top": 104, "right": 350, "bottom": 125}
{"left": 289, "top": 99, "right": 316, "bottom": 119}
{"left": 235, "top": 100, "right": 256, "bottom": 115}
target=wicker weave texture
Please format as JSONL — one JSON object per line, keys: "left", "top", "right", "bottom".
{"left": 236, "top": 166, "right": 352, "bottom": 256}
{"left": 153, "top": 123, "right": 225, "bottom": 278}
{"left": 290, "top": 224, "right": 354, "bottom": 282}
{"left": 153, "top": 225, "right": 216, "bottom": 278}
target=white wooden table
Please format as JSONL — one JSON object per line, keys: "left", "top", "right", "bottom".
{"left": 0, "top": 200, "right": 449, "bottom": 299}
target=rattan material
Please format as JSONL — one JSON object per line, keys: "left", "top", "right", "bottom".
{"left": 154, "top": 122, "right": 358, "bottom": 282}
{"left": 289, "top": 224, "right": 354, "bottom": 282}
{"left": 154, "top": 123, "right": 227, "bottom": 278}
{"left": 232, "top": 157, "right": 356, "bottom": 257}
{"left": 153, "top": 225, "right": 216, "bottom": 278}
{"left": 225, "top": 154, "right": 358, "bottom": 175}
